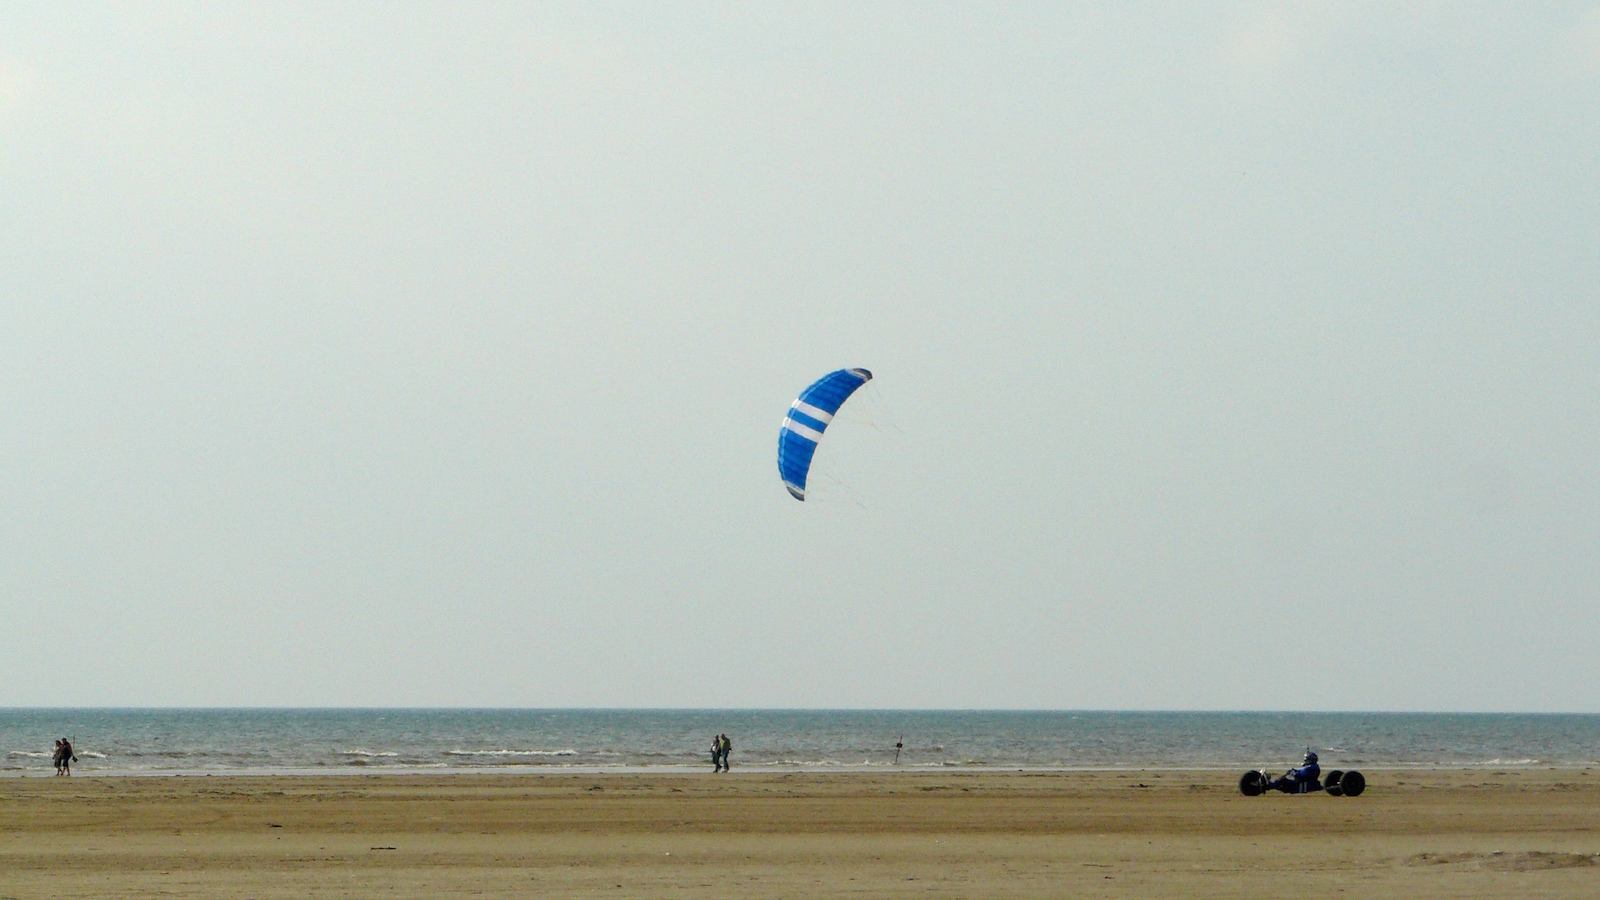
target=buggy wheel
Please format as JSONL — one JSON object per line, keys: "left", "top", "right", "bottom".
{"left": 1323, "top": 770, "right": 1344, "bottom": 796}
{"left": 1239, "top": 771, "right": 1265, "bottom": 796}
{"left": 1340, "top": 771, "right": 1365, "bottom": 797}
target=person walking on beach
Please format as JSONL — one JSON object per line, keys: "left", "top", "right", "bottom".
{"left": 718, "top": 733, "right": 731, "bottom": 773}
{"left": 55, "top": 738, "right": 76, "bottom": 776}
{"left": 53, "top": 739, "right": 63, "bottom": 775}
{"left": 711, "top": 734, "right": 724, "bottom": 773}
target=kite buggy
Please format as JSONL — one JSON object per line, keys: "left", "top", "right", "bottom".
{"left": 1238, "top": 751, "right": 1366, "bottom": 797}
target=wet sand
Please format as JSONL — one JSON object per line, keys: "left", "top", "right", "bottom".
{"left": 2, "top": 769, "right": 1597, "bottom": 898}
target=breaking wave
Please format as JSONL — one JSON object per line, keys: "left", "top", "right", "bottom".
{"left": 445, "top": 749, "right": 579, "bottom": 757}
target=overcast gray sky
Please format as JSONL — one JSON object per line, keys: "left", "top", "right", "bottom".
{"left": 2, "top": 3, "right": 1597, "bottom": 710}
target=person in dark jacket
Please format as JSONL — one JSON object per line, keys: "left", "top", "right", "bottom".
{"left": 55, "top": 738, "right": 77, "bottom": 776}
{"left": 1271, "top": 751, "right": 1320, "bottom": 792}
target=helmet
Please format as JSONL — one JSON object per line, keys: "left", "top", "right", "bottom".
{"left": 1304, "top": 751, "right": 1318, "bottom": 764}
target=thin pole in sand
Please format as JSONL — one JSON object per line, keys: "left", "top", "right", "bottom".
{"left": 894, "top": 736, "right": 904, "bottom": 765}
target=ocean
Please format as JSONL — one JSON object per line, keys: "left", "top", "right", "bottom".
{"left": 4, "top": 709, "right": 1596, "bottom": 776}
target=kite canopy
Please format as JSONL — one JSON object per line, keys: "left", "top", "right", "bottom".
{"left": 777, "top": 367, "right": 873, "bottom": 501}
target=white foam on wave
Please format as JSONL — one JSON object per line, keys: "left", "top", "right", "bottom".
{"left": 1480, "top": 758, "right": 1539, "bottom": 766}
{"left": 7, "top": 751, "right": 52, "bottom": 758}
{"left": 339, "top": 749, "right": 399, "bottom": 758}
{"left": 445, "top": 749, "right": 579, "bottom": 757}
{"left": 79, "top": 751, "right": 108, "bottom": 759}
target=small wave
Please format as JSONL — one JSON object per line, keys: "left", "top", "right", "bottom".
{"left": 118, "top": 750, "right": 243, "bottom": 759}
{"left": 445, "top": 749, "right": 579, "bottom": 757}
{"left": 339, "top": 749, "right": 399, "bottom": 758}
{"left": 8, "top": 751, "right": 53, "bottom": 758}
{"left": 1481, "top": 758, "right": 1539, "bottom": 766}
{"left": 79, "top": 751, "right": 108, "bottom": 759}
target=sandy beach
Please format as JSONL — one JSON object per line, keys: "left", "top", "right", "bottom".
{"left": 2, "top": 769, "right": 1597, "bottom": 898}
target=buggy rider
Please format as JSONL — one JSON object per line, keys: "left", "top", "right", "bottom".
{"left": 1271, "top": 751, "right": 1321, "bottom": 792}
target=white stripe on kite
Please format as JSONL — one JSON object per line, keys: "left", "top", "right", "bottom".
{"left": 791, "top": 400, "right": 834, "bottom": 424}
{"left": 783, "top": 418, "right": 824, "bottom": 442}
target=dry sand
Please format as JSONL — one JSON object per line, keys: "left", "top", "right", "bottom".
{"left": 3, "top": 769, "right": 1598, "bottom": 898}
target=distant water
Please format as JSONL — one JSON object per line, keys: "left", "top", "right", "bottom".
{"left": 3, "top": 710, "right": 1597, "bottom": 775}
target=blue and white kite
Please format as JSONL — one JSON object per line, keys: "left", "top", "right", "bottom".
{"left": 777, "top": 367, "right": 873, "bottom": 501}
